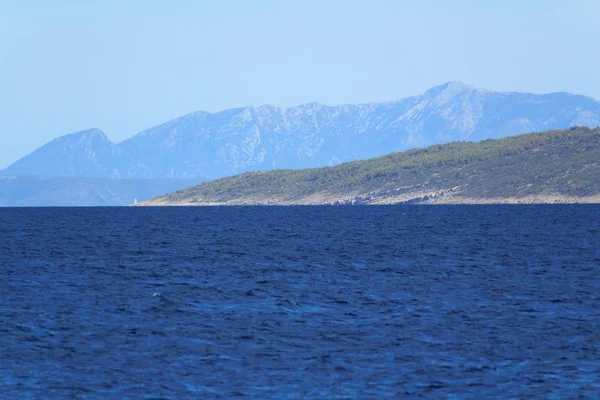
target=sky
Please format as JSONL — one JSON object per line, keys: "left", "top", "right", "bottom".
{"left": 1, "top": 0, "right": 599, "bottom": 168}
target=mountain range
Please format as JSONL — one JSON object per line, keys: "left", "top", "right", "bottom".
{"left": 3, "top": 82, "right": 600, "bottom": 182}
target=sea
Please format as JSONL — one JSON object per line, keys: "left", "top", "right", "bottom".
{"left": 0, "top": 205, "right": 599, "bottom": 399}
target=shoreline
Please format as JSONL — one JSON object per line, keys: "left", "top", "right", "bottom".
{"left": 138, "top": 193, "right": 600, "bottom": 206}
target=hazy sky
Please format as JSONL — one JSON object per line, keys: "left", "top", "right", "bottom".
{"left": 1, "top": 0, "right": 599, "bottom": 168}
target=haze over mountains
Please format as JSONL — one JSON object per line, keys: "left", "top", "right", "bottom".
{"left": 0, "top": 175, "right": 199, "bottom": 207}
{"left": 3, "top": 82, "right": 600, "bottom": 182}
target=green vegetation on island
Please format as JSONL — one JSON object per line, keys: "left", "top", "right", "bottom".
{"left": 143, "top": 127, "right": 600, "bottom": 205}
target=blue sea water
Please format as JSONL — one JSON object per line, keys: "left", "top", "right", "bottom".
{"left": 0, "top": 205, "right": 599, "bottom": 399}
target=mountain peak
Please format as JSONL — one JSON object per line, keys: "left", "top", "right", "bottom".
{"left": 66, "top": 128, "right": 108, "bottom": 140}
{"left": 424, "top": 81, "right": 479, "bottom": 97}
{"left": 0, "top": 127, "right": 128, "bottom": 178}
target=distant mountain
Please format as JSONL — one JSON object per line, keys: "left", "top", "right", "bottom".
{"left": 0, "top": 176, "right": 202, "bottom": 207}
{"left": 3, "top": 82, "right": 600, "bottom": 180}
{"left": 141, "top": 127, "right": 600, "bottom": 205}
{"left": 1, "top": 128, "right": 140, "bottom": 178}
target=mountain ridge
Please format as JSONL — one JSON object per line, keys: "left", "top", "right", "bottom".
{"left": 3, "top": 82, "right": 600, "bottom": 180}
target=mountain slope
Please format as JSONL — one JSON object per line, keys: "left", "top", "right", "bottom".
{"left": 0, "top": 129, "right": 140, "bottom": 178}
{"left": 3, "top": 83, "right": 600, "bottom": 180}
{"left": 141, "top": 127, "right": 600, "bottom": 205}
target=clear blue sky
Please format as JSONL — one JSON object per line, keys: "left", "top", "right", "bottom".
{"left": 1, "top": 0, "right": 599, "bottom": 168}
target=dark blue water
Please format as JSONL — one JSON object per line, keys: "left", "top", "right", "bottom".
{"left": 1, "top": 206, "right": 599, "bottom": 399}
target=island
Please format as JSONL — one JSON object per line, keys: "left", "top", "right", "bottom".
{"left": 140, "top": 127, "right": 600, "bottom": 206}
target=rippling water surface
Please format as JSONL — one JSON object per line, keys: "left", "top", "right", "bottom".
{"left": 1, "top": 205, "right": 599, "bottom": 399}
